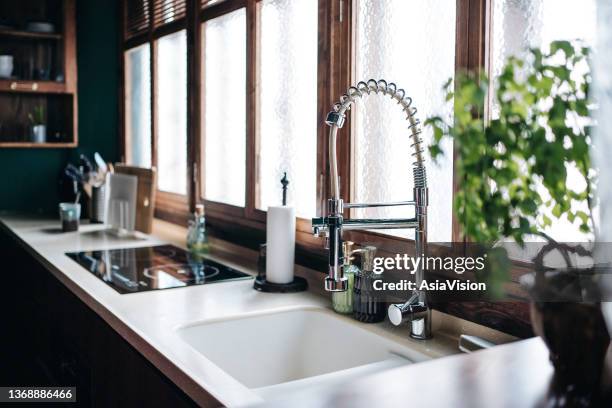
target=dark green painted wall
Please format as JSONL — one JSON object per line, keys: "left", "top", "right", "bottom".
{"left": 0, "top": 0, "right": 120, "bottom": 214}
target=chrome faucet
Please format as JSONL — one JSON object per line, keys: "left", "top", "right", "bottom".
{"left": 312, "top": 79, "right": 431, "bottom": 339}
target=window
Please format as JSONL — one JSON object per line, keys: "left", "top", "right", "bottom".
{"left": 490, "top": 0, "right": 597, "bottom": 242}
{"left": 490, "top": 0, "right": 597, "bottom": 118}
{"left": 122, "top": 0, "right": 601, "bottom": 334}
{"left": 121, "top": 0, "right": 597, "bottom": 252}
{"left": 256, "top": 0, "right": 318, "bottom": 217}
{"left": 156, "top": 30, "right": 188, "bottom": 195}
{"left": 122, "top": 0, "right": 190, "bottom": 221}
{"left": 122, "top": 0, "right": 461, "bottom": 245}
{"left": 352, "top": 0, "right": 456, "bottom": 243}
{"left": 202, "top": 9, "right": 247, "bottom": 207}
{"left": 124, "top": 44, "right": 151, "bottom": 168}
{"left": 196, "top": 0, "right": 320, "bottom": 228}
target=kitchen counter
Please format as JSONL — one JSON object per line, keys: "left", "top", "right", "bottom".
{"left": 263, "top": 336, "right": 558, "bottom": 408}
{"left": 1, "top": 214, "right": 526, "bottom": 407}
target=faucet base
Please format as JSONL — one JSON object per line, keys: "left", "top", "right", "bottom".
{"left": 409, "top": 321, "right": 433, "bottom": 340}
{"left": 409, "top": 308, "right": 432, "bottom": 340}
{"left": 325, "top": 277, "right": 349, "bottom": 292}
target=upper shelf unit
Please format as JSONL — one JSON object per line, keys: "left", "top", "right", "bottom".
{"left": 0, "top": 28, "right": 63, "bottom": 40}
{"left": 0, "top": 0, "right": 77, "bottom": 148}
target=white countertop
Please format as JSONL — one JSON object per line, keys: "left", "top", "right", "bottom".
{"left": 0, "top": 215, "right": 513, "bottom": 407}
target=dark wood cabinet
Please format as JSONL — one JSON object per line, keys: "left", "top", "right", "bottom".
{"left": 0, "top": 231, "right": 199, "bottom": 407}
{"left": 0, "top": 0, "right": 78, "bottom": 147}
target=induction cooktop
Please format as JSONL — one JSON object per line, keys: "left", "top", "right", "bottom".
{"left": 66, "top": 245, "right": 251, "bottom": 294}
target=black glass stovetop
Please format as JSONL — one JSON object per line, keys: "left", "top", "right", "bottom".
{"left": 66, "top": 245, "right": 251, "bottom": 294}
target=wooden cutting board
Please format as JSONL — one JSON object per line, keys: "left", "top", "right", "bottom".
{"left": 114, "top": 164, "right": 157, "bottom": 234}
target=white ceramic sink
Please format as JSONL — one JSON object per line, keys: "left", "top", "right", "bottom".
{"left": 177, "top": 308, "right": 416, "bottom": 391}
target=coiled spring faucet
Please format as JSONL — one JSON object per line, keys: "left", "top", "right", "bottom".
{"left": 312, "top": 79, "right": 431, "bottom": 339}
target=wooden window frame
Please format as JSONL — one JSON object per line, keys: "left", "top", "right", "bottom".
{"left": 121, "top": 0, "right": 532, "bottom": 338}
{"left": 120, "top": 0, "right": 192, "bottom": 226}
{"left": 193, "top": 0, "right": 327, "bottom": 259}
{"left": 119, "top": 0, "right": 490, "bottom": 266}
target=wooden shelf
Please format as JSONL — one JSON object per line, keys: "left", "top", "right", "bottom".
{"left": 0, "top": 79, "right": 67, "bottom": 94}
{"left": 0, "top": 142, "right": 77, "bottom": 148}
{"left": 0, "top": 0, "right": 78, "bottom": 149}
{"left": 0, "top": 28, "right": 62, "bottom": 40}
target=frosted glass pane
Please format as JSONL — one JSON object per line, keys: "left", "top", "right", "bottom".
{"left": 491, "top": 0, "right": 597, "bottom": 242}
{"left": 593, "top": 0, "right": 612, "bottom": 243}
{"left": 257, "top": 0, "right": 317, "bottom": 217}
{"left": 156, "top": 30, "right": 188, "bottom": 195}
{"left": 125, "top": 44, "right": 151, "bottom": 168}
{"left": 354, "top": 0, "right": 455, "bottom": 242}
{"left": 203, "top": 9, "right": 246, "bottom": 207}
{"left": 491, "top": 0, "right": 597, "bottom": 118}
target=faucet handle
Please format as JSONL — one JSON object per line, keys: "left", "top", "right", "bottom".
{"left": 388, "top": 303, "right": 412, "bottom": 326}
{"left": 311, "top": 217, "right": 326, "bottom": 237}
{"left": 387, "top": 292, "right": 421, "bottom": 326}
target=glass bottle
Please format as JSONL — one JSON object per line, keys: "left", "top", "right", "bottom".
{"left": 353, "top": 246, "right": 386, "bottom": 323}
{"left": 187, "top": 204, "right": 209, "bottom": 259}
{"left": 332, "top": 241, "right": 359, "bottom": 314}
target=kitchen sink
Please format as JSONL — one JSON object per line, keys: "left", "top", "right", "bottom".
{"left": 176, "top": 308, "right": 418, "bottom": 391}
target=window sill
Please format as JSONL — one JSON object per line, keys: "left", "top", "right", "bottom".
{"left": 151, "top": 217, "right": 330, "bottom": 297}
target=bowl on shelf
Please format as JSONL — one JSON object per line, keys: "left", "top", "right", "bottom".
{"left": 25, "top": 22, "right": 55, "bottom": 33}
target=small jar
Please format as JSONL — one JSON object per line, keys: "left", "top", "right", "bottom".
{"left": 353, "top": 246, "right": 386, "bottom": 323}
{"left": 332, "top": 241, "right": 359, "bottom": 314}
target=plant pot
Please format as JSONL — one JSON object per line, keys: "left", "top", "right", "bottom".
{"left": 32, "top": 124, "right": 46, "bottom": 143}
{"left": 525, "top": 269, "right": 610, "bottom": 405}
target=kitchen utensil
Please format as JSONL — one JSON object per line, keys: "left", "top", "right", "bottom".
{"left": 64, "top": 164, "right": 83, "bottom": 183}
{"left": 79, "top": 154, "right": 94, "bottom": 176}
{"left": 94, "top": 152, "right": 108, "bottom": 174}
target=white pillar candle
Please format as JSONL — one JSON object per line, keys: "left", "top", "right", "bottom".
{"left": 266, "top": 206, "right": 296, "bottom": 284}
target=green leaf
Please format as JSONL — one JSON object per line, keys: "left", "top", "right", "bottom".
{"left": 550, "top": 40, "right": 574, "bottom": 59}
{"left": 424, "top": 40, "right": 594, "bottom": 251}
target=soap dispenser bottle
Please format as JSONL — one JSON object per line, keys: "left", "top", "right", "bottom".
{"left": 353, "top": 246, "right": 386, "bottom": 323}
{"left": 187, "top": 204, "right": 209, "bottom": 258}
{"left": 332, "top": 241, "right": 359, "bottom": 314}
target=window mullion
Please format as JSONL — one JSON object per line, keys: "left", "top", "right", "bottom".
{"left": 187, "top": 0, "right": 201, "bottom": 212}
{"left": 453, "top": 0, "right": 491, "bottom": 243}
{"left": 245, "top": 0, "right": 260, "bottom": 220}
{"left": 150, "top": 40, "right": 157, "bottom": 168}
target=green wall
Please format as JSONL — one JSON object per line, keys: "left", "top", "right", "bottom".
{"left": 0, "top": 0, "right": 120, "bottom": 214}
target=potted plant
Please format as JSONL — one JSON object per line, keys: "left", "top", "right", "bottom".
{"left": 426, "top": 41, "right": 609, "bottom": 402}
{"left": 29, "top": 105, "right": 46, "bottom": 143}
